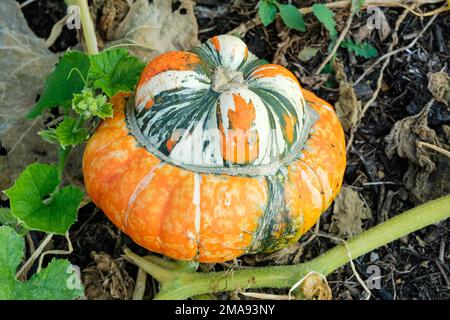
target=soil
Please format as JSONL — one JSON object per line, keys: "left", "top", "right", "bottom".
{"left": 14, "top": 0, "right": 450, "bottom": 300}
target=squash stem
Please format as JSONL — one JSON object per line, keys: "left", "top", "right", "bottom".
{"left": 57, "top": 146, "right": 72, "bottom": 181}
{"left": 145, "top": 195, "right": 450, "bottom": 300}
{"left": 143, "top": 255, "right": 179, "bottom": 270}
{"left": 124, "top": 249, "right": 173, "bottom": 283}
{"left": 74, "top": 0, "right": 98, "bottom": 55}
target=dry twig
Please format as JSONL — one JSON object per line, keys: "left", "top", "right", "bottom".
{"left": 417, "top": 141, "right": 450, "bottom": 158}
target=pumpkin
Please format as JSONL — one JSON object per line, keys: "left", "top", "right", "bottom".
{"left": 83, "top": 35, "right": 346, "bottom": 263}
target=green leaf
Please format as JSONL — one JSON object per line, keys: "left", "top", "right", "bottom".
{"left": 297, "top": 47, "right": 320, "bottom": 62}
{"left": 27, "top": 51, "right": 90, "bottom": 118}
{"left": 88, "top": 48, "right": 145, "bottom": 97}
{"left": 72, "top": 89, "right": 113, "bottom": 119}
{"left": 0, "top": 208, "right": 27, "bottom": 236}
{"left": 0, "top": 226, "right": 84, "bottom": 300}
{"left": 313, "top": 4, "right": 337, "bottom": 39}
{"left": 353, "top": 0, "right": 365, "bottom": 13}
{"left": 341, "top": 40, "right": 379, "bottom": 58}
{"left": 321, "top": 61, "right": 334, "bottom": 75}
{"left": 54, "top": 117, "right": 88, "bottom": 148}
{"left": 258, "top": 0, "right": 277, "bottom": 27}
{"left": 38, "top": 129, "right": 59, "bottom": 145}
{"left": 3, "top": 163, "right": 83, "bottom": 234}
{"left": 278, "top": 4, "right": 305, "bottom": 32}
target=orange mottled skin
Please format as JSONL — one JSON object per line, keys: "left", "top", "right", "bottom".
{"left": 218, "top": 94, "right": 260, "bottom": 164}
{"left": 83, "top": 88, "right": 346, "bottom": 262}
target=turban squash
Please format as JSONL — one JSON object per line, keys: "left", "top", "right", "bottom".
{"left": 83, "top": 35, "right": 346, "bottom": 263}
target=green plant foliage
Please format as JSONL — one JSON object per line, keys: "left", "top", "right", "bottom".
{"left": 353, "top": 0, "right": 366, "bottom": 13}
{"left": 54, "top": 117, "right": 89, "bottom": 148}
{"left": 3, "top": 163, "right": 83, "bottom": 234}
{"left": 312, "top": 4, "right": 337, "bottom": 39}
{"left": 278, "top": 3, "right": 305, "bottom": 32}
{"left": 258, "top": 0, "right": 277, "bottom": 26}
{"left": 27, "top": 48, "right": 144, "bottom": 118}
{"left": 88, "top": 48, "right": 146, "bottom": 97}
{"left": 341, "top": 40, "right": 379, "bottom": 58}
{"left": 72, "top": 88, "right": 113, "bottom": 119}
{"left": 0, "top": 226, "right": 84, "bottom": 300}
{"left": 0, "top": 208, "right": 27, "bottom": 235}
{"left": 27, "top": 51, "right": 90, "bottom": 118}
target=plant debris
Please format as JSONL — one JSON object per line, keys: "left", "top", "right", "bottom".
{"left": 375, "top": 9, "right": 391, "bottom": 42}
{"left": 0, "top": 0, "right": 57, "bottom": 138}
{"left": 82, "top": 251, "right": 134, "bottom": 300}
{"left": 294, "top": 271, "right": 332, "bottom": 300}
{"left": 427, "top": 71, "right": 450, "bottom": 106}
{"left": 384, "top": 102, "right": 450, "bottom": 203}
{"left": 108, "top": 0, "right": 200, "bottom": 61}
{"left": 335, "top": 81, "right": 363, "bottom": 132}
{"left": 92, "top": 0, "right": 130, "bottom": 44}
{"left": 330, "top": 187, "right": 372, "bottom": 239}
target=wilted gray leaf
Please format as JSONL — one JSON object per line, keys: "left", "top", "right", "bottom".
{"left": 110, "top": 0, "right": 200, "bottom": 61}
{"left": 376, "top": 9, "right": 391, "bottom": 42}
{"left": 0, "top": 0, "right": 58, "bottom": 191}
{"left": 0, "top": 0, "right": 58, "bottom": 138}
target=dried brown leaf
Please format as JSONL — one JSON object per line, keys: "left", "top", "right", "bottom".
{"left": 335, "top": 81, "right": 363, "bottom": 132}
{"left": 427, "top": 71, "right": 450, "bottom": 106}
{"left": 109, "top": 0, "right": 200, "bottom": 61}
{"left": 384, "top": 104, "right": 450, "bottom": 203}
{"left": 330, "top": 187, "right": 372, "bottom": 239}
{"left": 82, "top": 251, "right": 134, "bottom": 300}
{"left": 0, "top": 0, "right": 58, "bottom": 139}
{"left": 295, "top": 272, "right": 332, "bottom": 300}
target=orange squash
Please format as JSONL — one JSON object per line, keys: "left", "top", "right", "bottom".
{"left": 83, "top": 35, "right": 346, "bottom": 263}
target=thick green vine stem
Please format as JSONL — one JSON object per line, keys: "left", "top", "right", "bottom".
{"left": 124, "top": 194, "right": 450, "bottom": 300}
{"left": 66, "top": 0, "right": 99, "bottom": 55}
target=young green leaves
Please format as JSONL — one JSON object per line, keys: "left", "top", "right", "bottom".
{"left": 258, "top": 0, "right": 277, "bottom": 26}
{"left": 40, "top": 116, "right": 89, "bottom": 148}
{"left": 30, "top": 48, "right": 144, "bottom": 151}
{"left": 72, "top": 89, "right": 113, "bottom": 119}
{"left": 258, "top": 0, "right": 305, "bottom": 32}
{"left": 341, "top": 40, "right": 379, "bottom": 58}
{"left": 312, "top": 3, "right": 378, "bottom": 59}
{"left": 28, "top": 48, "right": 145, "bottom": 118}
{"left": 312, "top": 4, "right": 337, "bottom": 39}
{"left": 88, "top": 48, "right": 145, "bottom": 97}
{"left": 27, "top": 51, "right": 90, "bottom": 118}
{"left": 0, "top": 226, "right": 84, "bottom": 300}
{"left": 278, "top": 3, "right": 305, "bottom": 32}
{"left": 258, "top": 1, "right": 377, "bottom": 60}
{"left": 54, "top": 117, "right": 89, "bottom": 148}
{"left": 3, "top": 163, "right": 83, "bottom": 234}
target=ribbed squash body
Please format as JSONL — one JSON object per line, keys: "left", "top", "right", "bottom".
{"left": 83, "top": 35, "right": 346, "bottom": 263}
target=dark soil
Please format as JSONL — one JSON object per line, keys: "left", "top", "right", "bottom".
{"left": 16, "top": 0, "right": 449, "bottom": 300}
